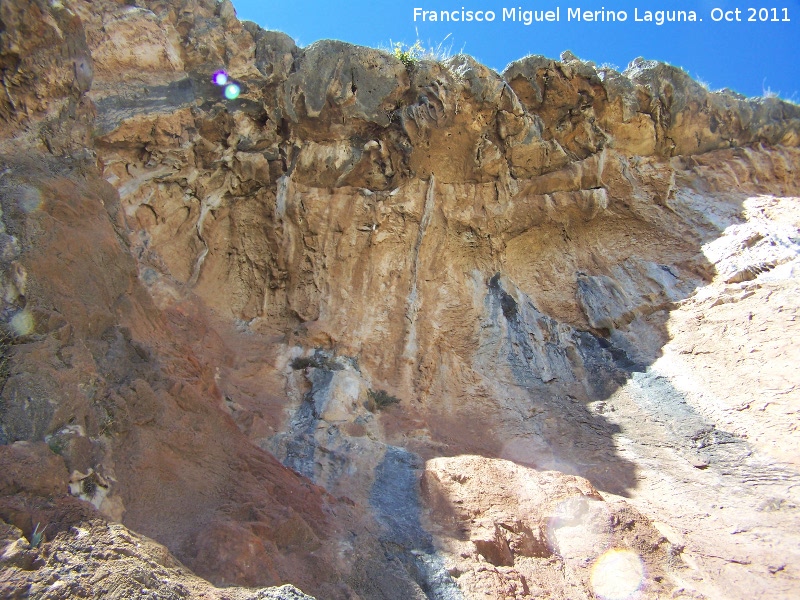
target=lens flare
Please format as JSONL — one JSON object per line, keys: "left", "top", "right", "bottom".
{"left": 590, "top": 548, "right": 645, "bottom": 600}
{"left": 548, "top": 495, "right": 612, "bottom": 561}
{"left": 211, "top": 70, "right": 228, "bottom": 86}
{"left": 224, "top": 83, "right": 241, "bottom": 100}
{"left": 10, "top": 309, "right": 34, "bottom": 336}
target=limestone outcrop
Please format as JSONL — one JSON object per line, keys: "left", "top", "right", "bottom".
{"left": 1, "top": 1, "right": 799, "bottom": 599}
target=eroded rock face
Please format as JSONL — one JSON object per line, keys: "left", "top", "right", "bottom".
{"left": 422, "top": 456, "right": 676, "bottom": 599}
{"left": 0, "top": 517, "right": 315, "bottom": 599}
{"left": 1, "top": 0, "right": 799, "bottom": 598}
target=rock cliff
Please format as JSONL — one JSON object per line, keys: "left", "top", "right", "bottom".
{"left": 1, "top": 1, "right": 800, "bottom": 599}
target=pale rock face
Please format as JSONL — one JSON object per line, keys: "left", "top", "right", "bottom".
{"left": 88, "top": 6, "right": 185, "bottom": 76}
{"left": 0, "top": 1, "right": 799, "bottom": 599}
{"left": 421, "top": 456, "right": 674, "bottom": 599}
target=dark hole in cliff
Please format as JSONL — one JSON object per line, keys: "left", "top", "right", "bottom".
{"left": 500, "top": 293, "right": 518, "bottom": 321}
{"left": 278, "top": 117, "right": 291, "bottom": 139}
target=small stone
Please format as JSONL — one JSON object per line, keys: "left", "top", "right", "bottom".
{"left": 768, "top": 563, "right": 785, "bottom": 574}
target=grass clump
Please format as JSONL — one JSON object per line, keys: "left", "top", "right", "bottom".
{"left": 30, "top": 523, "right": 46, "bottom": 548}
{"left": 390, "top": 33, "right": 459, "bottom": 70}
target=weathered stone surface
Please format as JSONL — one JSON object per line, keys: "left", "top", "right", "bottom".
{"left": 0, "top": 0, "right": 799, "bottom": 598}
{"left": 505, "top": 53, "right": 800, "bottom": 158}
{"left": 626, "top": 59, "right": 800, "bottom": 154}
{"left": 283, "top": 40, "right": 408, "bottom": 126}
{"left": 0, "top": 442, "right": 68, "bottom": 497}
{"left": 0, "top": 154, "right": 359, "bottom": 598}
{"left": 0, "top": 518, "right": 317, "bottom": 599}
{"left": 422, "top": 456, "right": 675, "bottom": 599}
{"left": 246, "top": 26, "right": 299, "bottom": 82}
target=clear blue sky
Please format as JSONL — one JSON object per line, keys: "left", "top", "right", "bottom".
{"left": 231, "top": 1, "right": 800, "bottom": 100}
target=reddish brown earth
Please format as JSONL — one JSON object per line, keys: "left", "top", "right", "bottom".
{"left": 1, "top": 1, "right": 800, "bottom": 599}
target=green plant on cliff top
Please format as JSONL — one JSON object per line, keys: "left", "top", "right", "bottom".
{"left": 390, "top": 33, "right": 459, "bottom": 70}
{"left": 393, "top": 40, "right": 423, "bottom": 69}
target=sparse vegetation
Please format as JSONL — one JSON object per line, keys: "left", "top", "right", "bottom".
{"left": 292, "top": 355, "right": 332, "bottom": 370}
{"left": 695, "top": 75, "right": 712, "bottom": 91}
{"left": 389, "top": 33, "right": 460, "bottom": 70}
{"left": 598, "top": 62, "right": 621, "bottom": 72}
{"left": 47, "top": 436, "right": 66, "bottom": 455}
{"left": 0, "top": 329, "right": 13, "bottom": 392}
{"left": 290, "top": 356, "right": 317, "bottom": 370}
{"left": 367, "top": 388, "right": 401, "bottom": 410}
{"left": 290, "top": 352, "right": 343, "bottom": 371}
{"left": 393, "top": 40, "right": 424, "bottom": 69}
{"left": 82, "top": 477, "right": 97, "bottom": 496}
{"left": 762, "top": 86, "right": 779, "bottom": 99}
{"left": 98, "top": 418, "right": 113, "bottom": 436}
{"left": 30, "top": 523, "right": 46, "bottom": 548}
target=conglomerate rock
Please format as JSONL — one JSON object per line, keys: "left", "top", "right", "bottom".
{"left": 1, "top": 1, "right": 799, "bottom": 599}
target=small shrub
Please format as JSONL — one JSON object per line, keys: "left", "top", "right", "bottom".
{"left": 46, "top": 436, "right": 66, "bottom": 456}
{"left": 290, "top": 353, "right": 343, "bottom": 371}
{"left": 82, "top": 477, "right": 97, "bottom": 496}
{"left": 290, "top": 356, "right": 320, "bottom": 370}
{"left": 368, "top": 389, "right": 401, "bottom": 410}
{"left": 393, "top": 40, "right": 423, "bottom": 69}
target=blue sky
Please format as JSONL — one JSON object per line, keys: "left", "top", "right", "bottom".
{"left": 230, "top": 1, "right": 800, "bottom": 100}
